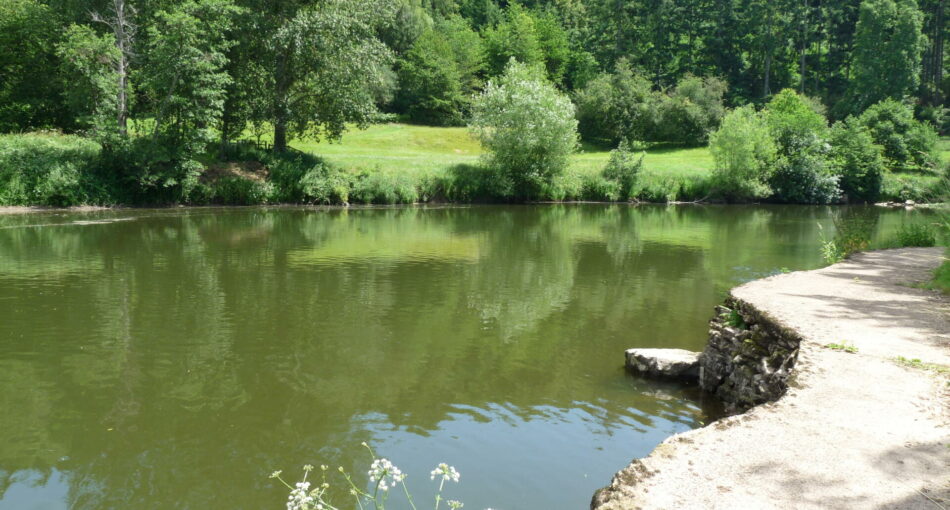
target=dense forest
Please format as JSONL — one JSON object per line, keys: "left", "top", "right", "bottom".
{"left": 0, "top": 0, "right": 947, "bottom": 205}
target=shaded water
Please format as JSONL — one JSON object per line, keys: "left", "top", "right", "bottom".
{"left": 0, "top": 204, "right": 921, "bottom": 510}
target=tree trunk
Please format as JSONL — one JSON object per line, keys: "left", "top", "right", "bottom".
{"left": 799, "top": 0, "right": 807, "bottom": 94}
{"left": 113, "top": 0, "right": 130, "bottom": 137}
{"left": 93, "top": 0, "right": 133, "bottom": 138}
{"left": 764, "top": 7, "right": 774, "bottom": 98}
{"left": 274, "top": 121, "right": 288, "bottom": 153}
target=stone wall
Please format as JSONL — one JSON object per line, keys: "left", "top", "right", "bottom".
{"left": 699, "top": 297, "right": 802, "bottom": 412}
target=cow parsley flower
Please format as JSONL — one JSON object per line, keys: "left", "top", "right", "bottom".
{"left": 430, "top": 463, "right": 460, "bottom": 483}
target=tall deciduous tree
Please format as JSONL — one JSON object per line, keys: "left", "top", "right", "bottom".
{"left": 262, "top": 0, "right": 395, "bottom": 152}
{"left": 91, "top": 0, "right": 136, "bottom": 138}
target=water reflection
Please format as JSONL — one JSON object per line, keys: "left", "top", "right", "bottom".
{"left": 0, "top": 204, "right": 922, "bottom": 509}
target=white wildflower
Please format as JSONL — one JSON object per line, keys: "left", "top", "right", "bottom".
{"left": 430, "top": 463, "right": 460, "bottom": 483}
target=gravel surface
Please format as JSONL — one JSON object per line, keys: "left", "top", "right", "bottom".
{"left": 594, "top": 248, "right": 950, "bottom": 510}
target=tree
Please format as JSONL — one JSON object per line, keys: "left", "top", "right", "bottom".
{"left": 238, "top": 0, "right": 394, "bottom": 152}
{"left": 142, "top": 0, "right": 239, "bottom": 155}
{"left": 395, "top": 15, "right": 484, "bottom": 125}
{"left": 0, "top": 0, "right": 68, "bottom": 132}
{"left": 845, "top": 0, "right": 926, "bottom": 115}
{"left": 470, "top": 60, "right": 578, "bottom": 199}
{"left": 57, "top": 24, "right": 121, "bottom": 138}
{"left": 709, "top": 106, "right": 777, "bottom": 201}
{"left": 856, "top": 98, "right": 938, "bottom": 170}
{"left": 574, "top": 58, "right": 657, "bottom": 145}
{"left": 90, "top": 0, "right": 135, "bottom": 138}
{"left": 483, "top": 4, "right": 545, "bottom": 77}
{"left": 654, "top": 75, "right": 728, "bottom": 145}
{"left": 396, "top": 29, "right": 466, "bottom": 124}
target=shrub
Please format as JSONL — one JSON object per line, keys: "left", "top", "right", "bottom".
{"left": 470, "top": 59, "right": 578, "bottom": 200}
{"left": 768, "top": 135, "right": 841, "bottom": 204}
{"left": 895, "top": 223, "right": 936, "bottom": 247}
{"left": 708, "top": 106, "right": 776, "bottom": 201}
{"left": 601, "top": 140, "right": 643, "bottom": 201}
{"left": 764, "top": 90, "right": 839, "bottom": 204}
{"left": 580, "top": 173, "right": 620, "bottom": 201}
{"left": 654, "top": 75, "right": 727, "bottom": 145}
{"left": 856, "top": 99, "right": 938, "bottom": 171}
{"left": 440, "top": 163, "right": 510, "bottom": 202}
{"left": 210, "top": 177, "right": 274, "bottom": 205}
{"left": 0, "top": 133, "right": 107, "bottom": 206}
{"left": 574, "top": 59, "right": 656, "bottom": 146}
{"left": 351, "top": 170, "right": 419, "bottom": 204}
{"left": 828, "top": 117, "right": 885, "bottom": 202}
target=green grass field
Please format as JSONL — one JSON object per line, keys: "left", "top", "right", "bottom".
{"left": 291, "top": 124, "right": 949, "bottom": 202}
{"left": 292, "top": 123, "right": 715, "bottom": 201}
{"left": 294, "top": 123, "right": 712, "bottom": 173}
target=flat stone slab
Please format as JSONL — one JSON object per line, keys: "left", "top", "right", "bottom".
{"left": 625, "top": 348, "right": 700, "bottom": 382}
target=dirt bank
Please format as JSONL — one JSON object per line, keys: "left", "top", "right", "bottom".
{"left": 594, "top": 247, "right": 950, "bottom": 510}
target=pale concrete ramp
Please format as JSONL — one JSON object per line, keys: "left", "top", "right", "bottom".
{"left": 594, "top": 247, "right": 950, "bottom": 510}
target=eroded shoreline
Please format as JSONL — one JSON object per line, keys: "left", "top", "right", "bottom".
{"left": 594, "top": 248, "right": 950, "bottom": 509}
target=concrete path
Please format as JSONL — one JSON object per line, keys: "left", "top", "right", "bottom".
{"left": 594, "top": 248, "right": 950, "bottom": 510}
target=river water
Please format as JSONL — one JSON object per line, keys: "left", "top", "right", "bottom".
{"left": 0, "top": 204, "right": 922, "bottom": 509}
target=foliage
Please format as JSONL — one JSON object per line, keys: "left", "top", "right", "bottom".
{"left": 482, "top": 4, "right": 544, "bottom": 78}
{"left": 143, "top": 0, "right": 239, "bottom": 157}
{"left": 709, "top": 106, "right": 776, "bottom": 201}
{"left": 764, "top": 90, "right": 840, "bottom": 204}
{"left": 0, "top": 133, "right": 108, "bottom": 206}
{"left": 266, "top": 0, "right": 395, "bottom": 150}
{"left": 574, "top": 59, "right": 656, "bottom": 145}
{"left": 819, "top": 207, "right": 879, "bottom": 263}
{"left": 396, "top": 29, "right": 467, "bottom": 125}
{"left": 845, "top": 0, "right": 926, "bottom": 115}
{"left": 395, "top": 16, "right": 484, "bottom": 125}
{"left": 0, "top": 0, "right": 67, "bottom": 132}
{"left": 895, "top": 222, "right": 937, "bottom": 247}
{"left": 470, "top": 60, "right": 578, "bottom": 199}
{"left": 601, "top": 140, "right": 644, "bottom": 201}
{"left": 828, "top": 117, "right": 886, "bottom": 202}
{"left": 654, "top": 76, "right": 728, "bottom": 145}
{"left": 856, "top": 99, "right": 938, "bottom": 171}
{"left": 56, "top": 24, "right": 121, "bottom": 138}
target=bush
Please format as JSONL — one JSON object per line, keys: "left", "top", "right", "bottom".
{"left": 601, "top": 141, "right": 643, "bottom": 200}
{"left": 0, "top": 133, "right": 107, "bottom": 206}
{"left": 764, "top": 90, "right": 839, "bottom": 204}
{"left": 440, "top": 163, "right": 510, "bottom": 202}
{"left": 351, "top": 171, "right": 419, "bottom": 204}
{"left": 895, "top": 222, "right": 936, "bottom": 247}
{"left": 768, "top": 135, "right": 841, "bottom": 204}
{"left": 708, "top": 106, "right": 776, "bottom": 201}
{"left": 828, "top": 117, "right": 885, "bottom": 202}
{"left": 470, "top": 59, "right": 578, "bottom": 200}
{"left": 574, "top": 59, "right": 656, "bottom": 146}
{"left": 856, "top": 99, "right": 938, "bottom": 171}
{"left": 209, "top": 177, "right": 275, "bottom": 205}
{"left": 654, "top": 75, "right": 727, "bottom": 145}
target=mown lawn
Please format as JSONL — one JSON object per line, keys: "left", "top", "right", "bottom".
{"left": 293, "top": 123, "right": 714, "bottom": 200}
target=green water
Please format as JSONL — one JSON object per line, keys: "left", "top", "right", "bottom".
{"left": 0, "top": 204, "right": 921, "bottom": 510}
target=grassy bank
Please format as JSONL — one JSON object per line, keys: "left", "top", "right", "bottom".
{"left": 294, "top": 123, "right": 715, "bottom": 202}
{"left": 296, "top": 123, "right": 947, "bottom": 203}
{"left": 1, "top": 125, "right": 947, "bottom": 206}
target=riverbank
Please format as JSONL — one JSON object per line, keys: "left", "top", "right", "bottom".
{"left": 2, "top": 129, "right": 947, "bottom": 208}
{"left": 594, "top": 247, "right": 950, "bottom": 509}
